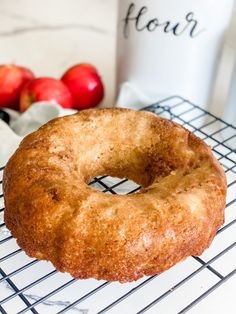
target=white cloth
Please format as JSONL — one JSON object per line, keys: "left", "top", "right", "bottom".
{"left": 116, "top": 82, "right": 153, "bottom": 109}
{"left": 0, "top": 102, "right": 76, "bottom": 167}
{"left": 0, "top": 90, "right": 156, "bottom": 167}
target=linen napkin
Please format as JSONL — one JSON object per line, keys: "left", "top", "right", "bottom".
{"left": 0, "top": 102, "right": 76, "bottom": 167}
{"left": 116, "top": 82, "right": 155, "bottom": 109}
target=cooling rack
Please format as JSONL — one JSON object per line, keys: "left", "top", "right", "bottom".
{"left": 0, "top": 96, "right": 235, "bottom": 314}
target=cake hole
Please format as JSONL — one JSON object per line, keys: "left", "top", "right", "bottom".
{"left": 89, "top": 176, "right": 140, "bottom": 194}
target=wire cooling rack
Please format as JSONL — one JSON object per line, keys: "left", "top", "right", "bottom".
{"left": 0, "top": 96, "right": 235, "bottom": 314}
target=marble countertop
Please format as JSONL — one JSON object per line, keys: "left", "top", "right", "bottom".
{"left": 0, "top": 97, "right": 235, "bottom": 314}
{"left": 0, "top": 0, "right": 117, "bottom": 108}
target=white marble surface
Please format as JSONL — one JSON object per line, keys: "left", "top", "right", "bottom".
{"left": 0, "top": 97, "right": 235, "bottom": 314}
{"left": 0, "top": 0, "right": 117, "bottom": 107}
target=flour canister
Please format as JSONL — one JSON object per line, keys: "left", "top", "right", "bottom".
{"left": 116, "top": 0, "right": 234, "bottom": 108}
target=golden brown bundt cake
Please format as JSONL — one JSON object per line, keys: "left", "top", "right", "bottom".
{"left": 3, "top": 108, "right": 227, "bottom": 282}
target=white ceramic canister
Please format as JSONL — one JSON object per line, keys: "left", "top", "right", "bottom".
{"left": 224, "top": 58, "right": 236, "bottom": 128}
{"left": 116, "top": 0, "right": 234, "bottom": 109}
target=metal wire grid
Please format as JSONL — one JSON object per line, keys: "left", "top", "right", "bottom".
{"left": 0, "top": 95, "right": 235, "bottom": 313}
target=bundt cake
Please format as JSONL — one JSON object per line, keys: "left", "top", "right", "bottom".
{"left": 3, "top": 108, "right": 227, "bottom": 282}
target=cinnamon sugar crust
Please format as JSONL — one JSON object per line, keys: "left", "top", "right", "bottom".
{"left": 3, "top": 108, "right": 227, "bottom": 282}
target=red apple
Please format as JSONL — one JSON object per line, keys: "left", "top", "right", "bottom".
{"left": 61, "top": 63, "right": 104, "bottom": 110}
{"left": 20, "top": 77, "right": 73, "bottom": 112}
{"left": 0, "top": 64, "right": 34, "bottom": 110}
